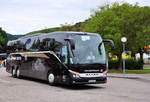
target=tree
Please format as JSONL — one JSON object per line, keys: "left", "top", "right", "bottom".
{"left": 0, "top": 27, "right": 8, "bottom": 52}
{"left": 60, "top": 20, "right": 88, "bottom": 32}
{"left": 83, "top": 3, "right": 150, "bottom": 69}
{"left": 60, "top": 23, "right": 73, "bottom": 31}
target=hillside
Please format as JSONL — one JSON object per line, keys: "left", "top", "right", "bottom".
{"left": 6, "top": 20, "right": 88, "bottom": 40}
{"left": 7, "top": 33, "right": 23, "bottom": 41}
{"left": 25, "top": 20, "right": 88, "bottom": 36}
{"left": 26, "top": 27, "right": 61, "bottom": 36}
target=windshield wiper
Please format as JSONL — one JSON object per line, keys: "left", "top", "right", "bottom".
{"left": 87, "top": 63, "right": 102, "bottom": 65}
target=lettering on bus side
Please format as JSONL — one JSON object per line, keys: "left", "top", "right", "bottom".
{"left": 10, "top": 57, "right": 22, "bottom": 61}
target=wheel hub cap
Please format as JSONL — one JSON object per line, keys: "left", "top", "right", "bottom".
{"left": 48, "top": 74, "right": 54, "bottom": 83}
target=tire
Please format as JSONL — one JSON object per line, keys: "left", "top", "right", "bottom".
{"left": 47, "top": 72, "right": 56, "bottom": 86}
{"left": 16, "top": 68, "right": 21, "bottom": 79}
{"left": 12, "top": 68, "right": 17, "bottom": 78}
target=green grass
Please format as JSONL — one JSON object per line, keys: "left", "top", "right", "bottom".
{"left": 109, "top": 69, "right": 150, "bottom": 74}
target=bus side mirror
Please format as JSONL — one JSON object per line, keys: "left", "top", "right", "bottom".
{"left": 103, "top": 39, "right": 114, "bottom": 50}
{"left": 65, "top": 39, "right": 75, "bottom": 50}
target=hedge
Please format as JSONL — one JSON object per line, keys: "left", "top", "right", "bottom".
{"left": 108, "top": 59, "right": 143, "bottom": 70}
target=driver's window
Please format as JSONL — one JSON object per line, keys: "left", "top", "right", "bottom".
{"left": 61, "top": 46, "right": 67, "bottom": 64}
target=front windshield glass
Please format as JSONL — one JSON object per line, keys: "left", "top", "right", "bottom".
{"left": 70, "top": 34, "right": 106, "bottom": 64}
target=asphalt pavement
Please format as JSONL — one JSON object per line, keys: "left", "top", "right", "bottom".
{"left": 108, "top": 73, "right": 150, "bottom": 79}
{"left": 0, "top": 67, "right": 150, "bottom": 102}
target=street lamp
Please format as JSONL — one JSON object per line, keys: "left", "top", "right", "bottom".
{"left": 121, "top": 37, "right": 127, "bottom": 74}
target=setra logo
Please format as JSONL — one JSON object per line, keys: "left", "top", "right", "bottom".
{"left": 85, "top": 73, "right": 99, "bottom": 76}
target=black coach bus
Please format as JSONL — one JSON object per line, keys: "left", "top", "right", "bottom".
{"left": 6, "top": 31, "right": 114, "bottom": 85}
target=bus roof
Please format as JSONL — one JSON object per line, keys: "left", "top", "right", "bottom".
{"left": 18, "top": 31, "right": 100, "bottom": 40}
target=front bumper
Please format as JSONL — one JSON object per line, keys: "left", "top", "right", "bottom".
{"left": 71, "top": 77, "right": 107, "bottom": 84}
{"left": 70, "top": 72, "right": 107, "bottom": 84}
{"left": 67, "top": 70, "right": 107, "bottom": 85}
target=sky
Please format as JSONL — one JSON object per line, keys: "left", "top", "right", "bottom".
{"left": 0, "top": 0, "right": 150, "bottom": 35}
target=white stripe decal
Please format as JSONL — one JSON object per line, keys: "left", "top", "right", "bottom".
{"left": 10, "top": 51, "right": 62, "bottom": 63}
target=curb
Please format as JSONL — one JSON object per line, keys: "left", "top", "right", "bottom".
{"left": 107, "top": 75, "right": 140, "bottom": 79}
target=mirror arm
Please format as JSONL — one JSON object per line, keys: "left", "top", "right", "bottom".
{"left": 64, "top": 38, "right": 75, "bottom": 50}
{"left": 65, "top": 39, "right": 75, "bottom": 57}
{"left": 103, "top": 39, "right": 114, "bottom": 50}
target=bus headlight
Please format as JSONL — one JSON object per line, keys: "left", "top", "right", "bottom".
{"left": 69, "top": 70, "right": 80, "bottom": 78}
{"left": 72, "top": 74, "right": 80, "bottom": 78}
{"left": 102, "top": 70, "right": 107, "bottom": 77}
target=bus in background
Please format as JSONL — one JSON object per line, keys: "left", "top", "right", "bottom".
{"left": 6, "top": 31, "right": 114, "bottom": 85}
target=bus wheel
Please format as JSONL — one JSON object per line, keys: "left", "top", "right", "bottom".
{"left": 16, "top": 68, "right": 21, "bottom": 79}
{"left": 12, "top": 68, "right": 16, "bottom": 78}
{"left": 47, "top": 72, "right": 56, "bottom": 86}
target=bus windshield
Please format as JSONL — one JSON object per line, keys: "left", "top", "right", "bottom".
{"left": 70, "top": 34, "right": 106, "bottom": 64}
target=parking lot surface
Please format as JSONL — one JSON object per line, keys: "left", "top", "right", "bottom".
{"left": 0, "top": 68, "right": 150, "bottom": 102}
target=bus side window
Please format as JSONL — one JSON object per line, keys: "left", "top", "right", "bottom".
{"left": 54, "top": 44, "right": 62, "bottom": 58}
{"left": 25, "top": 38, "right": 35, "bottom": 50}
{"left": 61, "top": 46, "right": 67, "bottom": 64}
{"left": 31, "top": 38, "right": 40, "bottom": 50}
{"left": 40, "top": 38, "right": 53, "bottom": 51}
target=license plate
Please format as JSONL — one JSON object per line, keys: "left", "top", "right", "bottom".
{"left": 88, "top": 80, "right": 96, "bottom": 83}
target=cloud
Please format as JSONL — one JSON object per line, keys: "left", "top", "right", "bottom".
{"left": 0, "top": 0, "right": 150, "bottom": 34}
{"left": 0, "top": 18, "right": 7, "bottom": 22}
{"left": 124, "top": 0, "right": 150, "bottom": 6}
{"left": 0, "top": 0, "right": 105, "bottom": 34}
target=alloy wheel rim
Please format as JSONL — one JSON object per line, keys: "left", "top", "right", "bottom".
{"left": 13, "top": 69, "right": 15, "bottom": 76}
{"left": 17, "top": 69, "right": 20, "bottom": 77}
{"left": 48, "top": 73, "right": 54, "bottom": 83}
